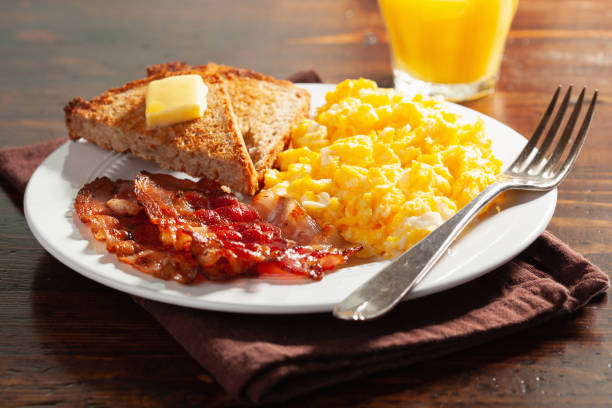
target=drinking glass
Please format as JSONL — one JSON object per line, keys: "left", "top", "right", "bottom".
{"left": 379, "top": 0, "right": 519, "bottom": 101}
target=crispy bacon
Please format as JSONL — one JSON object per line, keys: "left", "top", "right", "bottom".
{"left": 74, "top": 172, "right": 359, "bottom": 283}
{"left": 251, "top": 190, "right": 321, "bottom": 245}
{"left": 74, "top": 177, "right": 199, "bottom": 283}
{"left": 252, "top": 190, "right": 355, "bottom": 249}
{"left": 133, "top": 171, "right": 358, "bottom": 280}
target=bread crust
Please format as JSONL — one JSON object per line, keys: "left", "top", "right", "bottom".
{"left": 65, "top": 71, "right": 259, "bottom": 195}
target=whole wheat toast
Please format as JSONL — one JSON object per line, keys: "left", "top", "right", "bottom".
{"left": 146, "top": 62, "right": 311, "bottom": 182}
{"left": 65, "top": 71, "right": 259, "bottom": 194}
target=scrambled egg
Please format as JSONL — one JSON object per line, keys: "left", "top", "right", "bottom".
{"left": 264, "top": 79, "right": 502, "bottom": 258}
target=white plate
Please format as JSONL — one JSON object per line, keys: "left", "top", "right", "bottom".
{"left": 24, "top": 83, "right": 556, "bottom": 314}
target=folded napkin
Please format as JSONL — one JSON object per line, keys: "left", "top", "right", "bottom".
{"left": 2, "top": 71, "right": 608, "bottom": 405}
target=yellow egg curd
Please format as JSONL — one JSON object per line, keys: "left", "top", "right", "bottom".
{"left": 264, "top": 79, "right": 502, "bottom": 258}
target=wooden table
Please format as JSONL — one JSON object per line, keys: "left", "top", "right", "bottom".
{"left": 1, "top": 0, "right": 610, "bottom": 406}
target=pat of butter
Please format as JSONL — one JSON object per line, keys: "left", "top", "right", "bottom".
{"left": 145, "top": 74, "right": 208, "bottom": 128}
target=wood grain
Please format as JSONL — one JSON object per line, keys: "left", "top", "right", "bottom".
{"left": 1, "top": 0, "right": 610, "bottom": 406}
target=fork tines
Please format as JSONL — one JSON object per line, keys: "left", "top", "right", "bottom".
{"left": 509, "top": 85, "right": 598, "bottom": 182}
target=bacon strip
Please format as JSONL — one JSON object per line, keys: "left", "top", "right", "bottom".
{"left": 74, "top": 177, "right": 199, "bottom": 283}
{"left": 133, "top": 172, "right": 359, "bottom": 280}
{"left": 74, "top": 172, "right": 359, "bottom": 283}
{"left": 251, "top": 189, "right": 321, "bottom": 245}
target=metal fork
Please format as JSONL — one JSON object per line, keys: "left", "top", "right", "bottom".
{"left": 334, "top": 86, "right": 598, "bottom": 321}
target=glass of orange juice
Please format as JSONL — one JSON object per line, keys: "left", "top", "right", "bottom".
{"left": 378, "top": 0, "right": 518, "bottom": 101}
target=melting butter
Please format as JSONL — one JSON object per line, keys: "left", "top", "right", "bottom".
{"left": 145, "top": 74, "right": 208, "bottom": 128}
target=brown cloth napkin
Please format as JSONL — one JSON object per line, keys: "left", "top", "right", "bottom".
{"left": 2, "top": 71, "right": 609, "bottom": 405}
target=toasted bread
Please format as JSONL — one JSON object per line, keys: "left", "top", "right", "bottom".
{"left": 146, "top": 62, "right": 311, "bottom": 182}
{"left": 65, "top": 71, "right": 259, "bottom": 194}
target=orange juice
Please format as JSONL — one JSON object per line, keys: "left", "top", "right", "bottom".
{"left": 379, "top": 0, "right": 518, "bottom": 99}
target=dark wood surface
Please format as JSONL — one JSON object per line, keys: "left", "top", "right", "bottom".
{"left": 1, "top": 0, "right": 610, "bottom": 406}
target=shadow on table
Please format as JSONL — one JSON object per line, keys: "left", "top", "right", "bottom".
{"left": 0, "top": 177, "right": 25, "bottom": 213}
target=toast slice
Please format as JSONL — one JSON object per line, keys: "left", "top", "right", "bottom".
{"left": 65, "top": 71, "right": 259, "bottom": 194}
{"left": 146, "top": 62, "right": 311, "bottom": 182}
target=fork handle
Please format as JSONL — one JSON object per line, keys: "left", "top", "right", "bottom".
{"left": 333, "top": 181, "right": 510, "bottom": 321}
